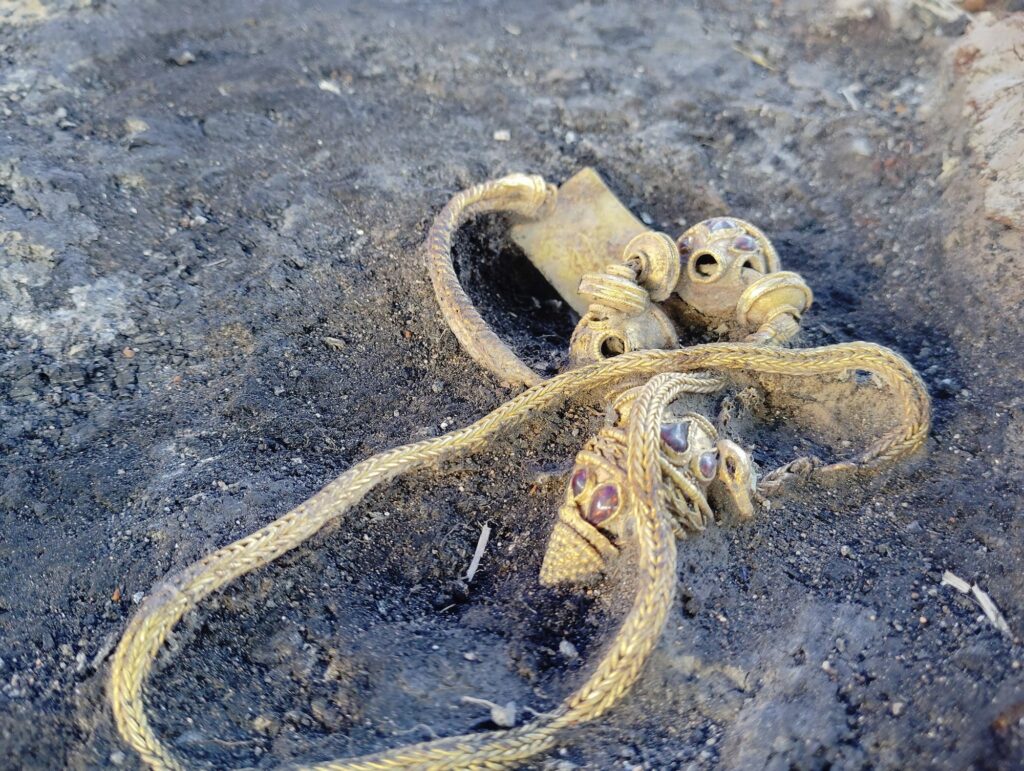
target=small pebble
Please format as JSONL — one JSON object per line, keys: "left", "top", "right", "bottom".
{"left": 124, "top": 118, "right": 149, "bottom": 135}
{"left": 935, "top": 378, "right": 960, "bottom": 398}
{"left": 559, "top": 639, "right": 579, "bottom": 660}
{"left": 491, "top": 701, "right": 517, "bottom": 728}
{"left": 891, "top": 701, "right": 906, "bottom": 716}
{"left": 170, "top": 49, "right": 196, "bottom": 66}
{"left": 110, "top": 751, "right": 125, "bottom": 766}
{"left": 493, "top": 129, "right": 511, "bottom": 142}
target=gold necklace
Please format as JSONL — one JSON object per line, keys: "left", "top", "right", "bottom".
{"left": 110, "top": 172, "right": 929, "bottom": 770}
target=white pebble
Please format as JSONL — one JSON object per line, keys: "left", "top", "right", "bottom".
{"left": 559, "top": 639, "right": 579, "bottom": 660}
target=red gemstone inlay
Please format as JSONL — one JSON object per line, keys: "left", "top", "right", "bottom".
{"left": 660, "top": 422, "right": 690, "bottom": 453}
{"left": 698, "top": 451, "right": 719, "bottom": 480}
{"left": 732, "top": 234, "right": 757, "bottom": 251}
{"left": 585, "top": 484, "right": 620, "bottom": 525}
{"left": 571, "top": 467, "right": 589, "bottom": 497}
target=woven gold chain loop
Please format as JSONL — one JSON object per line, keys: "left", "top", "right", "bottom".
{"left": 425, "top": 174, "right": 555, "bottom": 388}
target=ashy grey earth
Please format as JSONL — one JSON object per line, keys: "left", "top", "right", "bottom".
{"left": 1, "top": 1, "right": 1023, "bottom": 769}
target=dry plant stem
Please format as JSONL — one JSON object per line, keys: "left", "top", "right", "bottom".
{"left": 425, "top": 173, "right": 555, "bottom": 388}
{"left": 110, "top": 342, "right": 930, "bottom": 771}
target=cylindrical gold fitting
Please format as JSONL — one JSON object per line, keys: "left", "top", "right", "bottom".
{"left": 623, "top": 231, "right": 681, "bottom": 302}
{"left": 578, "top": 264, "right": 650, "bottom": 315}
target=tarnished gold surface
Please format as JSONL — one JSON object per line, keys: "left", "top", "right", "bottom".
{"left": 510, "top": 167, "right": 647, "bottom": 315}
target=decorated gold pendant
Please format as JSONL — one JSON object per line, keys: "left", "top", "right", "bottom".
{"left": 511, "top": 168, "right": 814, "bottom": 370}
{"left": 541, "top": 381, "right": 757, "bottom": 587}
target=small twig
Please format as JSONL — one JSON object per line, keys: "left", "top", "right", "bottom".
{"left": 393, "top": 723, "right": 440, "bottom": 740}
{"left": 465, "top": 524, "right": 491, "bottom": 583}
{"left": 521, "top": 705, "right": 559, "bottom": 719}
{"left": 461, "top": 696, "right": 517, "bottom": 728}
{"left": 208, "top": 737, "right": 254, "bottom": 748}
{"left": 89, "top": 632, "right": 119, "bottom": 670}
{"left": 840, "top": 85, "right": 861, "bottom": 111}
{"left": 941, "top": 570, "right": 1012, "bottom": 637}
{"left": 971, "top": 584, "right": 1011, "bottom": 637}
{"left": 940, "top": 570, "right": 970, "bottom": 594}
{"left": 732, "top": 44, "right": 777, "bottom": 71}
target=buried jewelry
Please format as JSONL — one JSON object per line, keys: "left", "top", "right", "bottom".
{"left": 109, "top": 173, "right": 930, "bottom": 770}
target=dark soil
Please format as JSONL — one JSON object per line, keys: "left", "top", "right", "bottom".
{"left": 1, "top": 1, "right": 1021, "bottom": 769}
